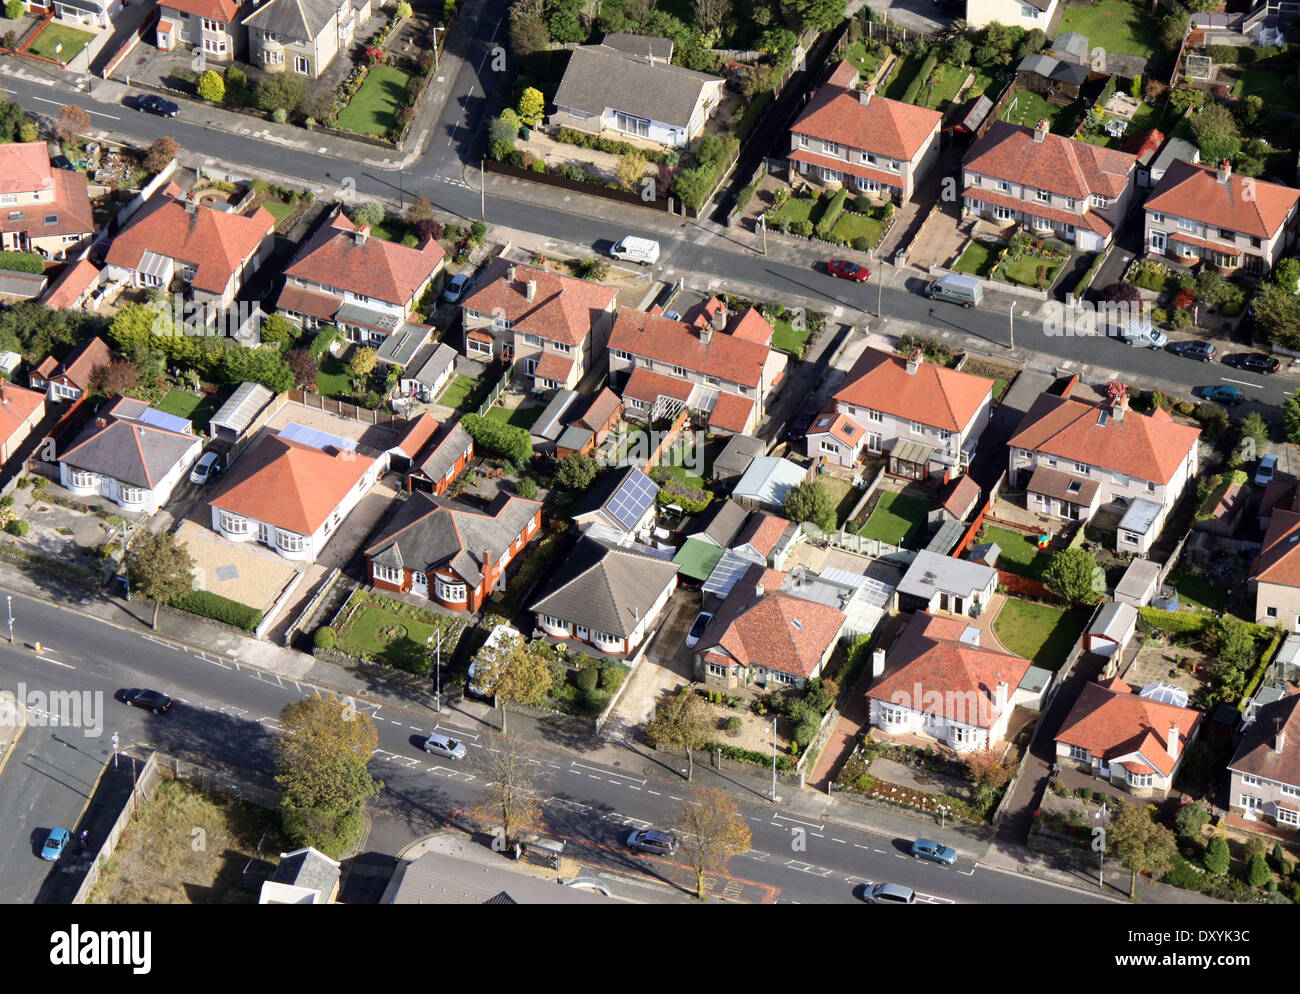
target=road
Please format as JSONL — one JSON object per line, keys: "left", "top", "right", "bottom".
{"left": 0, "top": 586, "right": 1113, "bottom": 904}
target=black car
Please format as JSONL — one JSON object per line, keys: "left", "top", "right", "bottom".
{"left": 1166, "top": 340, "right": 1216, "bottom": 362}
{"left": 118, "top": 688, "right": 173, "bottom": 713}
{"left": 130, "top": 94, "right": 180, "bottom": 118}
{"left": 1223, "top": 352, "right": 1281, "bottom": 374}
{"left": 51, "top": 155, "right": 74, "bottom": 171}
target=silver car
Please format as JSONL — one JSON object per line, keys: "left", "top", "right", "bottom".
{"left": 422, "top": 732, "right": 467, "bottom": 760}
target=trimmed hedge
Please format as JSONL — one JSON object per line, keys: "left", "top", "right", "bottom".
{"left": 0, "top": 251, "right": 45, "bottom": 275}
{"left": 899, "top": 51, "right": 941, "bottom": 106}
{"left": 814, "top": 188, "right": 849, "bottom": 241}
{"left": 461, "top": 412, "right": 533, "bottom": 465}
{"left": 174, "top": 590, "right": 263, "bottom": 632}
{"left": 308, "top": 324, "right": 341, "bottom": 362}
{"left": 706, "top": 740, "right": 797, "bottom": 773}
{"left": 655, "top": 478, "right": 712, "bottom": 514}
{"left": 552, "top": 126, "right": 669, "bottom": 164}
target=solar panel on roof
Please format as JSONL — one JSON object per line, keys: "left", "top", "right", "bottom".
{"left": 137, "top": 407, "right": 192, "bottom": 435}
{"left": 278, "top": 422, "right": 357, "bottom": 452}
{"left": 605, "top": 470, "right": 658, "bottom": 530}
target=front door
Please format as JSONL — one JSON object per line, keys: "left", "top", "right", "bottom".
{"left": 1149, "top": 231, "right": 1167, "bottom": 254}
{"left": 575, "top": 624, "right": 589, "bottom": 641}
{"left": 412, "top": 572, "right": 428, "bottom": 597}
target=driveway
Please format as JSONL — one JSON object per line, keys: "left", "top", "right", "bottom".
{"left": 600, "top": 590, "right": 699, "bottom": 746}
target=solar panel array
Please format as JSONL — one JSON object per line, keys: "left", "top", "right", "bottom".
{"left": 606, "top": 470, "right": 658, "bottom": 530}
{"left": 278, "top": 421, "right": 358, "bottom": 453}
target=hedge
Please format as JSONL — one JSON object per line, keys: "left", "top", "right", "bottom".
{"left": 174, "top": 590, "right": 263, "bottom": 632}
{"left": 308, "top": 324, "right": 341, "bottom": 362}
{"left": 672, "top": 137, "right": 739, "bottom": 211}
{"left": 706, "top": 740, "right": 797, "bottom": 772}
{"left": 0, "top": 251, "right": 45, "bottom": 275}
{"left": 899, "top": 51, "right": 941, "bottom": 106}
{"left": 814, "top": 188, "right": 849, "bottom": 241}
{"left": 1138, "top": 607, "right": 1214, "bottom": 635}
{"left": 655, "top": 478, "right": 712, "bottom": 514}
{"left": 552, "top": 126, "right": 669, "bottom": 164}
{"left": 461, "top": 412, "right": 533, "bottom": 465}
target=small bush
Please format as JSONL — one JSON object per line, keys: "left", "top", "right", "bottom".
{"left": 173, "top": 590, "right": 263, "bottom": 632}
{"left": 598, "top": 664, "right": 626, "bottom": 692}
{"left": 726, "top": 716, "right": 743, "bottom": 733}
{"left": 314, "top": 626, "right": 337, "bottom": 649}
{"left": 4, "top": 519, "right": 27, "bottom": 537}
{"left": 517, "top": 477, "right": 538, "bottom": 499}
{"left": 574, "top": 667, "right": 599, "bottom": 693}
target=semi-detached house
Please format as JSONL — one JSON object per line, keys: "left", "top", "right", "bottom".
{"left": 1227, "top": 694, "right": 1300, "bottom": 829}
{"left": 243, "top": 0, "right": 372, "bottom": 80}
{"left": 0, "top": 143, "right": 94, "bottom": 261}
{"left": 156, "top": 0, "right": 250, "bottom": 62}
{"left": 963, "top": 119, "right": 1137, "bottom": 251}
{"left": 788, "top": 61, "right": 942, "bottom": 202}
{"left": 1143, "top": 158, "right": 1300, "bottom": 276}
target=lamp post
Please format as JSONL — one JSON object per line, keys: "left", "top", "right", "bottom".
{"left": 426, "top": 629, "right": 442, "bottom": 713}
{"left": 768, "top": 717, "right": 778, "bottom": 803}
{"left": 480, "top": 157, "right": 487, "bottom": 224}
{"left": 1096, "top": 800, "right": 1108, "bottom": 890}
{"left": 432, "top": 26, "right": 443, "bottom": 72}
{"left": 875, "top": 252, "right": 883, "bottom": 319}
{"left": 1009, "top": 302, "right": 1017, "bottom": 350}
{"left": 938, "top": 804, "right": 950, "bottom": 829}
{"left": 6, "top": 594, "right": 12, "bottom": 645}
{"left": 111, "top": 731, "right": 119, "bottom": 769}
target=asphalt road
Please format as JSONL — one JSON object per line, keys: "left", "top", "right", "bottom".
{"left": 0, "top": 587, "right": 1112, "bottom": 904}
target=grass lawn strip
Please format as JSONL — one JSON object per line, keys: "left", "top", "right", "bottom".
{"left": 857, "top": 492, "right": 928, "bottom": 545}
{"left": 156, "top": 389, "right": 220, "bottom": 432}
{"left": 336, "top": 64, "right": 413, "bottom": 137}
{"left": 27, "top": 24, "right": 94, "bottom": 64}
{"left": 436, "top": 373, "right": 477, "bottom": 410}
{"left": 993, "top": 598, "right": 1089, "bottom": 670}
{"left": 954, "top": 241, "right": 999, "bottom": 278}
{"left": 1057, "top": 0, "right": 1163, "bottom": 58}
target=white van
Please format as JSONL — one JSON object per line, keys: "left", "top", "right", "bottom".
{"left": 610, "top": 236, "right": 661, "bottom": 265}
{"left": 1119, "top": 320, "right": 1168, "bottom": 350}
{"left": 926, "top": 273, "right": 983, "bottom": 308}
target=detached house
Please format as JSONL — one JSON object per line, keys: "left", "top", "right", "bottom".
{"left": 965, "top": 0, "right": 1058, "bottom": 31}
{"left": 1055, "top": 676, "right": 1202, "bottom": 798}
{"left": 963, "top": 119, "right": 1138, "bottom": 251}
{"left": 1249, "top": 505, "right": 1300, "bottom": 630}
{"left": 460, "top": 259, "right": 618, "bottom": 392}
{"left": 277, "top": 208, "right": 446, "bottom": 346}
{"left": 0, "top": 143, "right": 94, "bottom": 261}
{"left": 1227, "top": 694, "right": 1300, "bottom": 830}
{"left": 608, "top": 300, "right": 786, "bottom": 436}
{"left": 1144, "top": 159, "right": 1300, "bottom": 276}
{"left": 366, "top": 491, "right": 542, "bottom": 613}
{"left": 805, "top": 347, "right": 992, "bottom": 480}
{"left": 0, "top": 382, "right": 47, "bottom": 463}
{"left": 550, "top": 34, "right": 724, "bottom": 149}
{"left": 243, "top": 0, "right": 372, "bottom": 80}
{"left": 104, "top": 184, "right": 275, "bottom": 320}
{"left": 788, "top": 61, "right": 942, "bottom": 202}
{"left": 29, "top": 336, "right": 111, "bottom": 403}
{"left": 157, "top": 0, "right": 250, "bottom": 62}
{"left": 1007, "top": 383, "right": 1201, "bottom": 555}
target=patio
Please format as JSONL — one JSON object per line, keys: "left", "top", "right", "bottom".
{"left": 1120, "top": 643, "right": 1213, "bottom": 705}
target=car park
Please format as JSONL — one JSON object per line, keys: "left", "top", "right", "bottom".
{"left": 910, "top": 839, "right": 958, "bottom": 865}
{"left": 441, "top": 272, "right": 473, "bottom": 303}
{"left": 1166, "top": 340, "right": 1216, "bottom": 362}
{"left": 685, "top": 611, "right": 713, "bottom": 649}
{"left": 827, "top": 259, "right": 870, "bottom": 282}
{"left": 118, "top": 688, "right": 173, "bottom": 712}
{"left": 40, "top": 828, "right": 71, "bottom": 861}
{"left": 1223, "top": 352, "right": 1280, "bottom": 374}
{"left": 863, "top": 882, "right": 916, "bottom": 904}
{"left": 627, "top": 828, "right": 679, "bottom": 856}
{"left": 129, "top": 94, "right": 180, "bottom": 117}
{"left": 421, "top": 732, "right": 467, "bottom": 760}
{"left": 190, "top": 451, "right": 222, "bottom": 485}
{"left": 1256, "top": 453, "right": 1278, "bottom": 487}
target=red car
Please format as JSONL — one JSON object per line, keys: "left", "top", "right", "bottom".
{"left": 827, "top": 259, "right": 871, "bottom": 282}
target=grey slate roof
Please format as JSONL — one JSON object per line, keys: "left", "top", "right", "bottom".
{"left": 376, "top": 323, "right": 432, "bottom": 367}
{"left": 413, "top": 421, "right": 472, "bottom": 482}
{"left": 0, "top": 268, "right": 46, "bottom": 299}
{"left": 713, "top": 433, "right": 765, "bottom": 480}
{"left": 529, "top": 534, "right": 679, "bottom": 638}
{"left": 690, "top": 498, "right": 747, "bottom": 548}
{"left": 270, "top": 846, "right": 340, "bottom": 898}
{"left": 406, "top": 342, "right": 457, "bottom": 387}
{"left": 365, "top": 491, "right": 540, "bottom": 587}
{"left": 243, "top": 0, "right": 342, "bottom": 40}
{"left": 897, "top": 549, "right": 997, "bottom": 602}
{"left": 601, "top": 32, "right": 673, "bottom": 61}
{"left": 532, "top": 388, "right": 579, "bottom": 441}
{"left": 556, "top": 424, "right": 593, "bottom": 451}
{"left": 553, "top": 43, "right": 723, "bottom": 130}
{"left": 1053, "top": 32, "right": 1090, "bottom": 64}
{"left": 61, "top": 416, "right": 197, "bottom": 489}
{"left": 1018, "top": 53, "right": 1058, "bottom": 78}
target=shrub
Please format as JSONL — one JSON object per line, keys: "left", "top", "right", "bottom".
{"left": 1164, "top": 852, "right": 1207, "bottom": 890}
{"left": 814, "top": 188, "right": 849, "bottom": 240}
{"left": 1248, "top": 852, "right": 1272, "bottom": 887}
{"left": 726, "top": 716, "right": 743, "bottom": 733}
{"left": 1175, "top": 800, "right": 1211, "bottom": 841}
{"left": 4, "top": 0, "right": 22, "bottom": 18}
{"left": 1194, "top": 402, "right": 1229, "bottom": 439}
{"left": 461, "top": 413, "right": 533, "bottom": 465}
{"left": 1204, "top": 835, "right": 1230, "bottom": 875}
{"left": 574, "top": 667, "right": 599, "bottom": 693}
{"left": 308, "top": 324, "right": 341, "bottom": 362}
{"left": 851, "top": 236, "right": 873, "bottom": 251}
{"left": 599, "top": 664, "right": 625, "bottom": 692}
{"left": 517, "top": 477, "right": 538, "bottom": 499}
{"left": 4, "top": 519, "right": 27, "bottom": 537}
{"left": 314, "top": 626, "right": 337, "bottom": 650}
{"left": 654, "top": 478, "right": 712, "bottom": 515}
{"left": 271, "top": 107, "right": 288, "bottom": 123}
{"left": 173, "top": 590, "right": 262, "bottom": 632}
{"left": 790, "top": 218, "right": 814, "bottom": 238}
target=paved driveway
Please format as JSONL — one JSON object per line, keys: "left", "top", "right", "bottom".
{"left": 601, "top": 591, "right": 700, "bottom": 745}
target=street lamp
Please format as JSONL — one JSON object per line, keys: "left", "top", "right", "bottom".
{"left": 768, "top": 717, "right": 778, "bottom": 803}
{"left": 6, "top": 594, "right": 12, "bottom": 645}
{"left": 1095, "top": 800, "right": 1108, "bottom": 890}
{"left": 432, "top": 26, "right": 443, "bottom": 72}
{"left": 111, "top": 732, "right": 119, "bottom": 769}
{"left": 1009, "top": 302, "right": 1017, "bottom": 350}
{"left": 938, "top": 804, "right": 950, "bottom": 829}
{"left": 426, "top": 629, "right": 442, "bottom": 713}
{"left": 480, "top": 157, "right": 487, "bottom": 224}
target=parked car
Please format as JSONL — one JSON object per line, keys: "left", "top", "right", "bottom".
{"left": 826, "top": 259, "right": 870, "bottom": 282}
{"left": 190, "top": 451, "right": 222, "bottom": 485}
{"left": 51, "top": 155, "right": 74, "bottom": 171}
{"left": 627, "top": 828, "right": 679, "bottom": 856}
{"left": 685, "top": 611, "right": 713, "bottom": 649}
{"left": 1223, "top": 352, "right": 1281, "bottom": 374}
{"left": 40, "top": 828, "right": 71, "bottom": 861}
{"left": 1118, "top": 320, "right": 1167, "bottom": 350}
{"left": 910, "top": 838, "right": 958, "bottom": 865}
{"left": 1166, "top": 340, "right": 1216, "bottom": 362}
{"left": 925, "top": 273, "right": 982, "bottom": 308}
{"left": 117, "top": 688, "right": 173, "bottom": 713}
{"left": 1197, "top": 385, "right": 1244, "bottom": 406}
{"left": 421, "top": 732, "right": 467, "bottom": 760}
{"left": 129, "top": 94, "right": 180, "bottom": 117}
{"left": 863, "top": 882, "right": 916, "bottom": 904}
{"left": 441, "top": 272, "right": 473, "bottom": 304}
{"left": 1256, "top": 453, "right": 1278, "bottom": 487}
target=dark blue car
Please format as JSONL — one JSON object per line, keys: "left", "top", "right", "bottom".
{"left": 130, "top": 94, "right": 180, "bottom": 118}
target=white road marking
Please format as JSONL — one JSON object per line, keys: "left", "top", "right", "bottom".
{"left": 785, "top": 860, "right": 833, "bottom": 877}
{"left": 1221, "top": 377, "right": 1253, "bottom": 386}
{"left": 570, "top": 761, "right": 646, "bottom": 784}
{"left": 773, "top": 814, "right": 824, "bottom": 830}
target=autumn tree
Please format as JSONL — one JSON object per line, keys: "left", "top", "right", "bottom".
{"left": 472, "top": 735, "right": 544, "bottom": 848}
{"left": 349, "top": 346, "right": 378, "bottom": 379}
{"left": 518, "top": 86, "right": 544, "bottom": 126}
{"left": 471, "top": 629, "right": 552, "bottom": 733}
{"left": 645, "top": 684, "right": 710, "bottom": 781}
{"left": 125, "top": 529, "right": 196, "bottom": 630}
{"left": 964, "top": 748, "right": 1014, "bottom": 817}
{"left": 1108, "top": 801, "right": 1177, "bottom": 899}
{"left": 196, "top": 69, "right": 225, "bottom": 102}
{"left": 694, "top": 0, "right": 732, "bottom": 37}
{"left": 286, "top": 347, "right": 319, "bottom": 390}
{"left": 673, "top": 789, "right": 753, "bottom": 900}
{"left": 96, "top": 358, "right": 139, "bottom": 398}
{"left": 56, "top": 104, "right": 90, "bottom": 144}
{"left": 615, "top": 150, "right": 649, "bottom": 192}
{"left": 407, "top": 195, "right": 433, "bottom": 225}
{"left": 143, "top": 136, "right": 180, "bottom": 173}
{"left": 275, "top": 695, "right": 382, "bottom": 856}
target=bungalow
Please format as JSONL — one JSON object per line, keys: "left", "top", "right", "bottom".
{"left": 0, "top": 381, "right": 47, "bottom": 463}
{"left": 530, "top": 533, "right": 679, "bottom": 656}
{"left": 366, "top": 491, "right": 542, "bottom": 613}
{"left": 460, "top": 259, "right": 617, "bottom": 392}
{"left": 550, "top": 34, "right": 725, "bottom": 149}
{"left": 1227, "top": 694, "right": 1300, "bottom": 830}
{"left": 29, "top": 335, "right": 112, "bottom": 403}
{"left": 59, "top": 397, "right": 204, "bottom": 513}
{"left": 1007, "top": 382, "right": 1201, "bottom": 555}
{"left": 0, "top": 143, "right": 94, "bottom": 261}
{"left": 1054, "top": 676, "right": 1202, "bottom": 798}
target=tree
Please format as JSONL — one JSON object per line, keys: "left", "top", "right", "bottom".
{"left": 349, "top": 346, "right": 378, "bottom": 379}
{"left": 1043, "top": 546, "right": 1103, "bottom": 606}
{"left": 1174, "top": 800, "right": 1210, "bottom": 842}
{"left": 347, "top": 200, "right": 385, "bottom": 230}
{"left": 673, "top": 789, "right": 753, "bottom": 900}
{"left": 286, "top": 347, "right": 319, "bottom": 390}
{"left": 783, "top": 479, "right": 835, "bottom": 531}
{"left": 1109, "top": 801, "right": 1177, "bottom": 899}
{"left": 1207, "top": 614, "right": 1256, "bottom": 668}
{"left": 256, "top": 73, "right": 306, "bottom": 113}
{"left": 549, "top": 0, "right": 587, "bottom": 42}
{"left": 949, "top": 36, "right": 972, "bottom": 66}
{"left": 1203, "top": 834, "right": 1230, "bottom": 875}
{"left": 406, "top": 195, "right": 433, "bottom": 226}
{"left": 258, "top": 312, "right": 299, "bottom": 350}
{"left": 615, "top": 150, "right": 648, "bottom": 192}
{"left": 518, "top": 86, "right": 544, "bottom": 126}
{"left": 96, "top": 358, "right": 138, "bottom": 397}
{"left": 275, "top": 695, "right": 381, "bottom": 857}
{"left": 472, "top": 735, "right": 544, "bottom": 847}
{"left": 780, "top": 0, "right": 847, "bottom": 33}
{"left": 509, "top": 9, "right": 551, "bottom": 55}
{"left": 1238, "top": 411, "right": 1269, "bottom": 462}
{"left": 396, "top": 0, "right": 413, "bottom": 16}
{"left": 1259, "top": 282, "right": 1300, "bottom": 351}
{"left": 56, "top": 104, "right": 90, "bottom": 144}
{"left": 143, "top": 136, "right": 180, "bottom": 173}
{"left": 694, "top": 0, "right": 732, "bottom": 36}
{"left": 1189, "top": 101, "right": 1240, "bottom": 165}
{"left": 517, "top": 477, "right": 538, "bottom": 499}
{"left": 1160, "top": 9, "right": 1191, "bottom": 53}
{"left": 554, "top": 452, "right": 598, "bottom": 490}
{"left": 1247, "top": 852, "right": 1271, "bottom": 887}
{"left": 645, "top": 685, "right": 710, "bottom": 781}
{"left": 125, "top": 529, "right": 195, "bottom": 630}
{"left": 1168, "top": 86, "right": 1205, "bottom": 115}
{"left": 196, "top": 69, "right": 225, "bottom": 102}
{"left": 1096, "top": 281, "right": 1141, "bottom": 304}
{"left": 0, "top": 98, "right": 24, "bottom": 143}
{"left": 220, "top": 345, "right": 294, "bottom": 393}
{"left": 470, "top": 630, "right": 551, "bottom": 733}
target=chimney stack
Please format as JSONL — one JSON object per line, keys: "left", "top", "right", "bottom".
{"left": 1167, "top": 723, "right": 1180, "bottom": 761}
{"left": 905, "top": 348, "right": 923, "bottom": 375}
{"left": 94, "top": 417, "right": 107, "bottom": 428}
{"left": 507, "top": 264, "right": 517, "bottom": 284}
{"left": 482, "top": 549, "right": 492, "bottom": 573}
{"left": 1276, "top": 718, "right": 1287, "bottom": 753}
{"left": 995, "top": 680, "right": 1008, "bottom": 714}
{"left": 871, "top": 648, "right": 886, "bottom": 678}
{"left": 700, "top": 324, "right": 713, "bottom": 346}
{"left": 183, "top": 196, "right": 198, "bottom": 216}
{"left": 525, "top": 280, "right": 536, "bottom": 302}
{"left": 0, "top": 383, "right": 6, "bottom": 406}
{"left": 1112, "top": 392, "right": 1128, "bottom": 421}
{"left": 711, "top": 305, "right": 727, "bottom": 333}
{"left": 1033, "top": 118, "right": 1049, "bottom": 143}
{"left": 858, "top": 82, "right": 873, "bottom": 107}
{"left": 355, "top": 224, "right": 369, "bottom": 245}
{"left": 1218, "top": 158, "right": 1232, "bottom": 184}
{"left": 755, "top": 582, "right": 765, "bottom": 598}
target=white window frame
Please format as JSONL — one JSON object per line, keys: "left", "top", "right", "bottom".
{"left": 1069, "top": 744, "right": 1090, "bottom": 763}
{"left": 820, "top": 441, "right": 839, "bottom": 454}
{"left": 1277, "top": 806, "right": 1300, "bottom": 826}
{"left": 706, "top": 662, "right": 727, "bottom": 678}
{"left": 118, "top": 486, "right": 146, "bottom": 505}
{"left": 276, "top": 531, "right": 306, "bottom": 553}
{"left": 373, "top": 563, "right": 401, "bottom": 584}
{"left": 436, "top": 577, "right": 467, "bottom": 602}
{"left": 1129, "top": 772, "right": 1153, "bottom": 788}
{"left": 219, "top": 511, "right": 249, "bottom": 534}
{"left": 69, "top": 470, "right": 98, "bottom": 489}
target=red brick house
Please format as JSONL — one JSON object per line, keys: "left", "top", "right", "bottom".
{"left": 366, "top": 491, "right": 543, "bottom": 612}
{"left": 29, "top": 336, "right": 112, "bottom": 404}
{"left": 403, "top": 419, "right": 474, "bottom": 496}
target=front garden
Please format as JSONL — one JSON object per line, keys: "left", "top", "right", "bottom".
{"left": 763, "top": 186, "right": 895, "bottom": 252}
{"left": 326, "top": 590, "right": 466, "bottom": 675}
{"left": 26, "top": 23, "right": 93, "bottom": 64}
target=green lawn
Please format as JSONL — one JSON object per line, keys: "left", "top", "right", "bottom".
{"left": 26, "top": 23, "right": 94, "bottom": 64}
{"left": 953, "top": 241, "right": 999, "bottom": 278}
{"left": 1166, "top": 565, "right": 1228, "bottom": 613}
{"left": 843, "top": 39, "right": 889, "bottom": 79}
{"left": 769, "top": 194, "right": 818, "bottom": 227}
{"left": 882, "top": 54, "right": 925, "bottom": 100}
{"left": 1000, "top": 90, "right": 1076, "bottom": 134}
{"left": 913, "top": 62, "right": 969, "bottom": 111}
{"left": 486, "top": 403, "right": 542, "bottom": 430}
{"left": 998, "top": 252, "right": 1065, "bottom": 289}
{"left": 156, "top": 389, "right": 220, "bottom": 433}
{"left": 980, "top": 525, "right": 1051, "bottom": 578}
{"left": 829, "top": 211, "right": 884, "bottom": 248}
{"left": 336, "top": 64, "right": 413, "bottom": 137}
{"left": 436, "top": 373, "right": 477, "bottom": 411}
{"left": 339, "top": 600, "right": 459, "bottom": 671}
{"left": 857, "top": 492, "right": 929, "bottom": 546}
{"left": 993, "top": 598, "right": 1089, "bottom": 670}
{"left": 771, "top": 318, "right": 809, "bottom": 357}
{"left": 316, "top": 353, "right": 352, "bottom": 399}
{"left": 1057, "top": 0, "right": 1164, "bottom": 58}
{"left": 656, "top": 464, "right": 706, "bottom": 491}
{"left": 1231, "top": 67, "right": 1300, "bottom": 111}
{"left": 260, "top": 199, "right": 296, "bottom": 224}
{"left": 1080, "top": 101, "right": 1168, "bottom": 149}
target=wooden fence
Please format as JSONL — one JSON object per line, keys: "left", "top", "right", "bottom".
{"left": 288, "top": 390, "right": 398, "bottom": 424}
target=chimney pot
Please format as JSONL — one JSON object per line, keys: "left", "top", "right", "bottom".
{"left": 871, "top": 647, "right": 886, "bottom": 678}
{"left": 711, "top": 305, "right": 727, "bottom": 332}
{"left": 755, "top": 583, "right": 764, "bottom": 598}
{"left": 1275, "top": 720, "right": 1287, "bottom": 753}
{"left": 858, "top": 84, "right": 872, "bottom": 106}
{"left": 1218, "top": 158, "right": 1232, "bottom": 183}
{"left": 507, "top": 264, "right": 517, "bottom": 284}
{"left": 94, "top": 417, "right": 106, "bottom": 428}
{"left": 700, "top": 325, "right": 713, "bottom": 346}
{"left": 905, "top": 348, "right": 923, "bottom": 375}
{"left": 356, "top": 224, "right": 369, "bottom": 244}
{"left": 1033, "top": 118, "right": 1049, "bottom": 143}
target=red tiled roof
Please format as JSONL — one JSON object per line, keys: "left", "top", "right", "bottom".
{"left": 1146, "top": 159, "right": 1300, "bottom": 240}
{"left": 941, "top": 474, "right": 981, "bottom": 516}
{"left": 963, "top": 186, "right": 1113, "bottom": 237}
{"left": 160, "top": 0, "right": 240, "bottom": 19}
{"left": 1167, "top": 230, "right": 1242, "bottom": 255}
{"left": 0, "top": 382, "right": 45, "bottom": 448}
{"left": 0, "top": 143, "right": 51, "bottom": 197}
{"left": 806, "top": 408, "right": 863, "bottom": 447}
{"left": 867, "top": 612, "right": 1031, "bottom": 729}
{"left": 735, "top": 512, "right": 789, "bottom": 557}
{"left": 789, "top": 147, "right": 904, "bottom": 189}
{"left": 39, "top": 336, "right": 111, "bottom": 392}
{"left": 791, "top": 62, "right": 942, "bottom": 162}
{"left": 964, "top": 120, "right": 1136, "bottom": 200}
{"left": 611, "top": 309, "right": 771, "bottom": 388}
{"left": 1009, "top": 392, "right": 1200, "bottom": 484}
{"left": 40, "top": 260, "right": 99, "bottom": 311}
{"left": 622, "top": 365, "right": 694, "bottom": 404}
{"left": 394, "top": 413, "right": 440, "bottom": 459}
{"left": 1055, "top": 679, "right": 1202, "bottom": 778}
{"left": 462, "top": 257, "right": 617, "bottom": 347}
{"left": 276, "top": 284, "right": 341, "bottom": 321}
{"left": 834, "top": 347, "right": 991, "bottom": 432}
{"left": 210, "top": 434, "right": 375, "bottom": 536}
{"left": 576, "top": 387, "right": 621, "bottom": 432}
{"left": 708, "top": 391, "right": 754, "bottom": 433}
{"left": 286, "top": 211, "right": 445, "bottom": 310}
{"left": 106, "top": 192, "right": 274, "bottom": 295}
{"left": 1251, "top": 508, "right": 1300, "bottom": 587}
{"left": 1123, "top": 128, "right": 1165, "bottom": 162}
{"left": 532, "top": 351, "right": 574, "bottom": 382}
{"left": 0, "top": 166, "right": 93, "bottom": 241}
